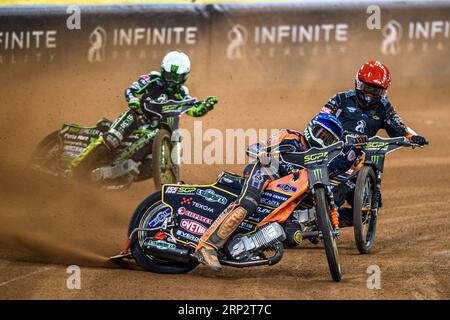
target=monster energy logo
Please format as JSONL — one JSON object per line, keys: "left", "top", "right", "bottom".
{"left": 170, "top": 65, "right": 179, "bottom": 72}
{"left": 371, "top": 155, "right": 380, "bottom": 164}
{"left": 166, "top": 117, "right": 174, "bottom": 127}
{"left": 312, "top": 168, "right": 323, "bottom": 180}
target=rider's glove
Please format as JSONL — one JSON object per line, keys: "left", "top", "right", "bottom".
{"left": 353, "top": 135, "right": 369, "bottom": 149}
{"left": 128, "top": 98, "right": 141, "bottom": 112}
{"left": 204, "top": 96, "right": 218, "bottom": 111}
{"left": 411, "top": 135, "right": 428, "bottom": 146}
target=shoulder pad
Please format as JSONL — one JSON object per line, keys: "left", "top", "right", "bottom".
{"left": 344, "top": 90, "right": 356, "bottom": 98}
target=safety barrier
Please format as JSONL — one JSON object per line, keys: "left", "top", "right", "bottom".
{"left": 1, "top": 1, "right": 449, "bottom": 86}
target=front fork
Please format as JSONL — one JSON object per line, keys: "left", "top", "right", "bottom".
{"left": 371, "top": 171, "right": 383, "bottom": 219}
{"left": 312, "top": 185, "right": 341, "bottom": 237}
{"left": 325, "top": 185, "right": 341, "bottom": 237}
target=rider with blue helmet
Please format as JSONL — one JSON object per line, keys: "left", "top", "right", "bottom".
{"left": 194, "top": 113, "right": 364, "bottom": 270}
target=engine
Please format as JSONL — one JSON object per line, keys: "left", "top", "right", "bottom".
{"left": 227, "top": 222, "right": 286, "bottom": 261}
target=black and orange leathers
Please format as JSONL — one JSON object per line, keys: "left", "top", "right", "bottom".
{"left": 196, "top": 129, "right": 361, "bottom": 254}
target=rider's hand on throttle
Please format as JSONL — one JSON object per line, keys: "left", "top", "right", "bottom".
{"left": 411, "top": 135, "right": 428, "bottom": 146}
{"left": 204, "top": 96, "right": 218, "bottom": 110}
{"left": 353, "top": 135, "right": 369, "bottom": 148}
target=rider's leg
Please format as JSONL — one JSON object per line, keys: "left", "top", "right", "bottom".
{"left": 195, "top": 161, "right": 274, "bottom": 270}
{"left": 69, "top": 109, "right": 138, "bottom": 180}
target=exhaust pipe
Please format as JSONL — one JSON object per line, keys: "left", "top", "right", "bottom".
{"left": 142, "top": 238, "right": 192, "bottom": 263}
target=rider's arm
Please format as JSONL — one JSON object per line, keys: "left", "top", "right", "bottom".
{"left": 186, "top": 89, "right": 217, "bottom": 117}
{"left": 320, "top": 92, "right": 346, "bottom": 115}
{"left": 382, "top": 99, "right": 414, "bottom": 139}
{"left": 328, "top": 147, "right": 362, "bottom": 178}
{"left": 124, "top": 72, "right": 162, "bottom": 114}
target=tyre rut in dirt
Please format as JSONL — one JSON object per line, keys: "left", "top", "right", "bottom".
{"left": 128, "top": 192, "right": 198, "bottom": 274}
{"left": 353, "top": 166, "right": 377, "bottom": 254}
{"left": 315, "top": 187, "right": 342, "bottom": 282}
{"left": 152, "top": 128, "right": 179, "bottom": 189}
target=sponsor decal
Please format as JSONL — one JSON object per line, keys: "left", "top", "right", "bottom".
{"left": 227, "top": 24, "right": 248, "bottom": 60}
{"left": 88, "top": 26, "right": 107, "bottom": 63}
{"left": 191, "top": 201, "right": 214, "bottom": 214}
{"left": 196, "top": 189, "right": 228, "bottom": 205}
{"left": 312, "top": 168, "right": 323, "bottom": 180}
{"left": 365, "top": 141, "right": 389, "bottom": 151}
{"left": 304, "top": 151, "right": 329, "bottom": 164}
{"left": 177, "top": 186, "right": 197, "bottom": 195}
{"left": 276, "top": 183, "right": 298, "bottom": 193}
{"left": 178, "top": 207, "right": 212, "bottom": 224}
{"left": 347, "top": 106, "right": 357, "bottom": 113}
{"left": 355, "top": 120, "right": 366, "bottom": 134}
{"left": 0, "top": 29, "right": 57, "bottom": 64}
{"left": 180, "top": 196, "right": 193, "bottom": 205}
{"left": 148, "top": 208, "right": 171, "bottom": 228}
{"left": 165, "top": 186, "right": 179, "bottom": 194}
{"left": 180, "top": 219, "right": 206, "bottom": 235}
{"left": 145, "top": 239, "right": 176, "bottom": 250}
{"left": 226, "top": 23, "right": 348, "bottom": 60}
{"left": 176, "top": 229, "right": 200, "bottom": 243}
{"left": 381, "top": 19, "right": 450, "bottom": 56}
{"left": 86, "top": 26, "right": 198, "bottom": 63}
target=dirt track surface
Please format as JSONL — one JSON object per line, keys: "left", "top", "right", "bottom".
{"left": 1, "top": 56, "right": 450, "bottom": 299}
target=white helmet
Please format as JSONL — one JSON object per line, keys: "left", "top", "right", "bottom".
{"left": 160, "top": 51, "right": 191, "bottom": 86}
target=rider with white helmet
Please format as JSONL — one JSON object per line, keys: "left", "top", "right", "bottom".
{"left": 70, "top": 51, "right": 217, "bottom": 180}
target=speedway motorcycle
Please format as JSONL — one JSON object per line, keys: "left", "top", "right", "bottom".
{"left": 111, "top": 141, "right": 352, "bottom": 282}
{"left": 329, "top": 135, "right": 426, "bottom": 254}
{"left": 30, "top": 98, "right": 208, "bottom": 190}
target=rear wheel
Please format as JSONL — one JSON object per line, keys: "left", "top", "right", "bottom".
{"left": 129, "top": 192, "right": 198, "bottom": 274}
{"left": 29, "top": 130, "right": 64, "bottom": 175}
{"left": 315, "top": 187, "right": 342, "bottom": 282}
{"left": 353, "top": 166, "right": 378, "bottom": 254}
{"left": 152, "top": 129, "right": 180, "bottom": 189}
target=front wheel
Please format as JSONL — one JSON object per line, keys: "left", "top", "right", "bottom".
{"left": 315, "top": 187, "right": 342, "bottom": 282}
{"left": 353, "top": 166, "right": 378, "bottom": 254}
{"left": 152, "top": 128, "right": 180, "bottom": 189}
{"left": 129, "top": 192, "right": 198, "bottom": 274}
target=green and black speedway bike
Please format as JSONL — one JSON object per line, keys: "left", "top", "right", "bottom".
{"left": 30, "top": 98, "right": 208, "bottom": 190}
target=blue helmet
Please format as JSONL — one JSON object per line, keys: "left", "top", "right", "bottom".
{"left": 304, "top": 113, "right": 344, "bottom": 148}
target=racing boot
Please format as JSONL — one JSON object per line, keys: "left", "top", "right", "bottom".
{"left": 338, "top": 207, "right": 354, "bottom": 228}
{"left": 194, "top": 205, "right": 248, "bottom": 271}
{"left": 68, "top": 136, "right": 112, "bottom": 182}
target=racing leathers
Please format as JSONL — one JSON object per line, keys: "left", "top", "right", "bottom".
{"left": 320, "top": 90, "right": 426, "bottom": 226}
{"left": 321, "top": 90, "right": 416, "bottom": 140}
{"left": 194, "top": 129, "right": 362, "bottom": 270}
{"left": 70, "top": 71, "right": 215, "bottom": 180}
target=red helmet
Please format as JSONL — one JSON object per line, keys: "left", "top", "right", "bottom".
{"left": 355, "top": 61, "right": 391, "bottom": 108}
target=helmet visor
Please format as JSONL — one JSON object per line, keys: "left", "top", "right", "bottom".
{"left": 360, "top": 82, "right": 387, "bottom": 97}
{"left": 312, "top": 125, "right": 338, "bottom": 146}
{"left": 162, "top": 71, "right": 186, "bottom": 84}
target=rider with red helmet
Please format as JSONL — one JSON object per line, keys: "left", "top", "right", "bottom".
{"left": 322, "top": 60, "right": 427, "bottom": 144}
{"left": 321, "top": 60, "right": 428, "bottom": 226}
